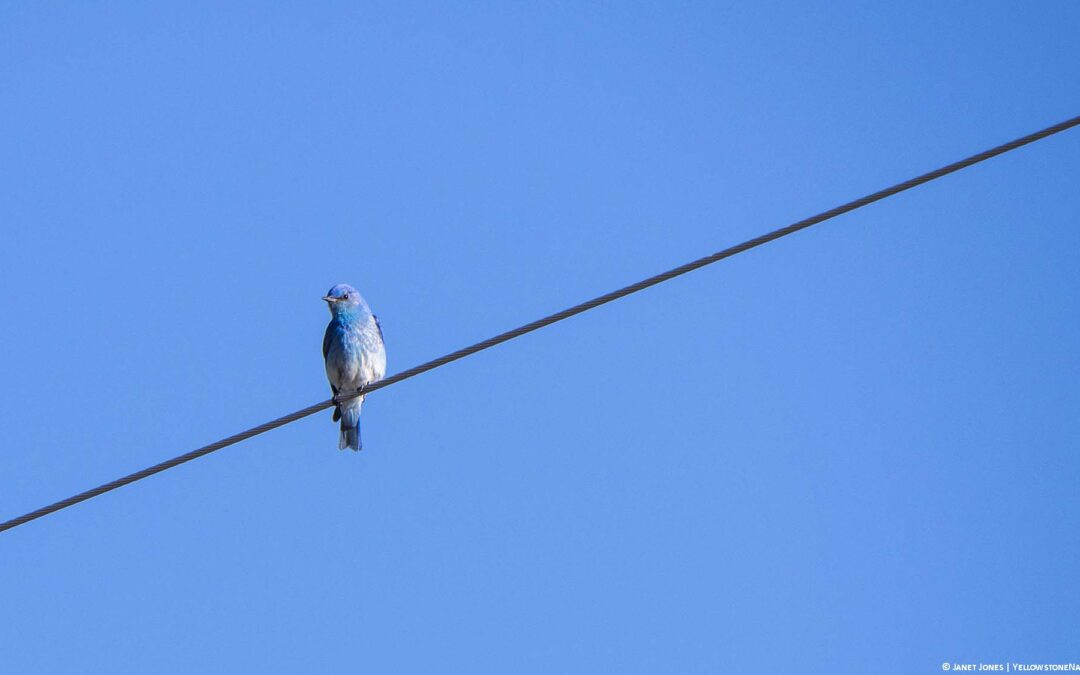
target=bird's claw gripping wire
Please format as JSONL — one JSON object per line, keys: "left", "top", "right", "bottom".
{"left": 333, "top": 385, "right": 365, "bottom": 407}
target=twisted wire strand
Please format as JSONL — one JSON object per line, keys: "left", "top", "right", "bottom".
{"left": 3, "top": 114, "right": 1077, "bottom": 535}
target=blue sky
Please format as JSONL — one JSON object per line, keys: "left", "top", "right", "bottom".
{"left": 2, "top": 2, "right": 1078, "bottom": 672}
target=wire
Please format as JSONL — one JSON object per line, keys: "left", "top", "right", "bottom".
{"left": 2, "top": 114, "right": 1078, "bottom": 535}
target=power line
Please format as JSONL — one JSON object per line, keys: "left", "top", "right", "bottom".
{"left": 2, "top": 114, "right": 1078, "bottom": 535}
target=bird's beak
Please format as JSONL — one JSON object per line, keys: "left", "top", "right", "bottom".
{"left": 322, "top": 295, "right": 338, "bottom": 303}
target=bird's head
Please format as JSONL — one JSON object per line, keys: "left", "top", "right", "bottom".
{"left": 322, "top": 283, "right": 365, "bottom": 316}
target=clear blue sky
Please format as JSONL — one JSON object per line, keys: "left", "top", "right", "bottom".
{"left": 2, "top": 2, "right": 1078, "bottom": 672}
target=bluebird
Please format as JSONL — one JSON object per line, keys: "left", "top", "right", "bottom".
{"left": 322, "top": 283, "right": 387, "bottom": 451}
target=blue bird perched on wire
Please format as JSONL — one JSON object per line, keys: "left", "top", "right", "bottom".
{"left": 322, "top": 283, "right": 387, "bottom": 451}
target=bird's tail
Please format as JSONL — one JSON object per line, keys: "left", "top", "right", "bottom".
{"left": 338, "top": 399, "right": 363, "bottom": 451}
{"left": 340, "top": 424, "right": 361, "bottom": 452}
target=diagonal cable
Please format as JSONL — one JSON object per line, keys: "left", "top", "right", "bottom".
{"left": 2, "top": 114, "right": 1078, "bottom": 535}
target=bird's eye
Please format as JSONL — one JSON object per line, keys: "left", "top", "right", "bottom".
{"left": 343, "top": 294, "right": 350, "bottom": 300}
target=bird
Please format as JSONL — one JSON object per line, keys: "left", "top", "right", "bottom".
{"left": 322, "top": 283, "right": 386, "bottom": 451}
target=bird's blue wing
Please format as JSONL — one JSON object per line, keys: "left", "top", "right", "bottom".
{"left": 322, "top": 323, "right": 334, "bottom": 362}
{"left": 373, "top": 314, "right": 384, "bottom": 342}
{"left": 323, "top": 324, "right": 341, "bottom": 423}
